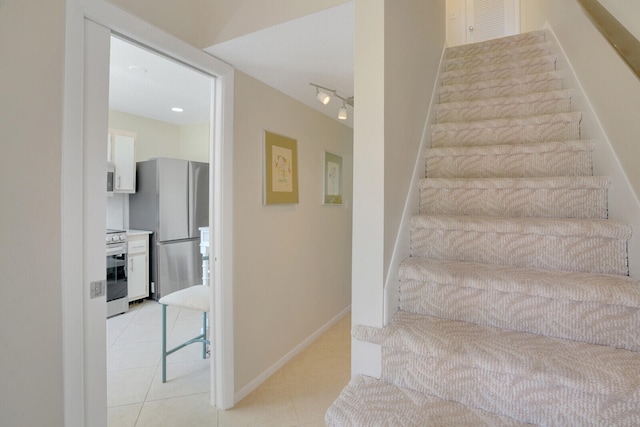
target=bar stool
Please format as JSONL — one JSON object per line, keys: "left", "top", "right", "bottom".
{"left": 159, "top": 285, "right": 211, "bottom": 383}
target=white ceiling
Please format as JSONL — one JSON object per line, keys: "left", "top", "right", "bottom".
{"left": 205, "top": 2, "right": 354, "bottom": 128}
{"left": 109, "top": 36, "right": 213, "bottom": 126}
{"left": 108, "top": 2, "right": 354, "bottom": 128}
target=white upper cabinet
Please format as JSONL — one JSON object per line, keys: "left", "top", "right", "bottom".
{"left": 108, "top": 129, "right": 136, "bottom": 193}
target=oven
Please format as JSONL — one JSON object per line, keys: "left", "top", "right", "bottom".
{"left": 106, "top": 229, "right": 129, "bottom": 317}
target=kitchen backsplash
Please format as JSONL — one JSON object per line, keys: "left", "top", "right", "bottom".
{"left": 107, "top": 193, "right": 129, "bottom": 230}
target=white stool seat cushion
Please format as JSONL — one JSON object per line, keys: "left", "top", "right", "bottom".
{"left": 159, "top": 285, "right": 211, "bottom": 312}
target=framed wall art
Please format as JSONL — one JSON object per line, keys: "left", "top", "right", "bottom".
{"left": 264, "top": 131, "right": 299, "bottom": 205}
{"left": 322, "top": 150, "right": 342, "bottom": 205}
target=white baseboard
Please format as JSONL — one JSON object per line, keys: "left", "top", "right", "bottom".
{"left": 233, "top": 305, "right": 352, "bottom": 404}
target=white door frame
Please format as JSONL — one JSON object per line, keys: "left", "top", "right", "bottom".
{"left": 62, "top": 1, "right": 235, "bottom": 425}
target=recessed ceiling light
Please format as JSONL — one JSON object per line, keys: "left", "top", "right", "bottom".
{"left": 128, "top": 65, "right": 147, "bottom": 73}
{"left": 171, "top": 107, "right": 184, "bottom": 112}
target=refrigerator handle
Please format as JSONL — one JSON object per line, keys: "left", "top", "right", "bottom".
{"left": 188, "top": 162, "right": 196, "bottom": 238}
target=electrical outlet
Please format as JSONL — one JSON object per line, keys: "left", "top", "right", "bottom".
{"left": 90, "top": 280, "right": 106, "bottom": 298}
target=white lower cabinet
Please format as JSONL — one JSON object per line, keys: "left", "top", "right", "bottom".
{"left": 127, "top": 233, "right": 149, "bottom": 302}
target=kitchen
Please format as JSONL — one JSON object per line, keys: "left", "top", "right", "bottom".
{"left": 106, "top": 35, "right": 215, "bottom": 421}
{"left": 106, "top": 35, "right": 212, "bottom": 312}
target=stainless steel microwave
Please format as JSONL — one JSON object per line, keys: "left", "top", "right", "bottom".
{"left": 107, "top": 162, "right": 115, "bottom": 196}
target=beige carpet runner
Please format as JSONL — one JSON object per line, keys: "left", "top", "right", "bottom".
{"left": 326, "top": 30, "right": 640, "bottom": 426}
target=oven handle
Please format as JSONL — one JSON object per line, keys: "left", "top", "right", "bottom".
{"left": 106, "top": 244, "right": 127, "bottom": 256}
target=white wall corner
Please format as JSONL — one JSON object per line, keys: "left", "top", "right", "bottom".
{"left": 383, "top": 44, "right": 448, "bottom": 324}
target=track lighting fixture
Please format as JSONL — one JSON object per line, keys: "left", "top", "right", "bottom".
{"left": 338, "top": 101, "right": 348, "bottom": 120}
{"left": 310, "top": 82, "right": 353, "bottom": 120}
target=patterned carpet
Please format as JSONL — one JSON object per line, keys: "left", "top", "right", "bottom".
{"left": 326, "top": 30, "right": 640, "bottom": 426}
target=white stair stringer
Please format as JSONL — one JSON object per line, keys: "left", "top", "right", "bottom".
{"left": 399, "top": 258, "right": 640, "bottom": 351}
{"left": 353, "top": 312, "right": 640, "bottom": 426}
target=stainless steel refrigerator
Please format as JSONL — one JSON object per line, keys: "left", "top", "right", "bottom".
{"left": 129, "top": 158, "right": 209, "bottom": 300}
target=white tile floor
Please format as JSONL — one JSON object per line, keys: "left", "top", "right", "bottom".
{"left": 107, "top": 299, "right": 351, "bottom": 427}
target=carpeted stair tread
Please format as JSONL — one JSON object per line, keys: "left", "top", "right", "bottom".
{"left": 445, "top": 30, "right": 546, "bottom": 59}
{"left": 353, "top": 312, "right": 640, "bottom": 425}
{"left": 432, "top": 112, "right": 582, "bottom": 147}
{"left": 399, "top": 258, "right": 640, "bottom": 308}
{"left": 398, "top": 258, "right": 640, "bottom": 350}
{"left": 435, "top": 89, "right": 572, "bottom": 123}
{"left": 426, "top": 140, "right": 594, "bottom": 178}
{"left": 419, "top": 176, "right": 609, "bottom": 218}
{"left": 411, "top": 214, "right": 631, "bottom": 240}
{"left": 420, "top": 175, "right": 607, "bottom": 190}
{"left": 439, "top": 71, "right": 564, "bottom": 103}
{"left": 441, "top": 55, "right": 557, "bottom": 86}
{"left": 325, "top": 375, "right": 533, "bottom": 427}
{"left": 443, "top": 42, "right": 552, "bottom": 71}
{"left": 410, "top": 215, "right": 631, "bottom": 275}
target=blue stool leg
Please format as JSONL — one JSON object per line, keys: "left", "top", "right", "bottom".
{"left": 162, "top": 304, "right": 167, "bottom": 383}
{"left": 202, "top": 311, "right": 207, "bottom": 359}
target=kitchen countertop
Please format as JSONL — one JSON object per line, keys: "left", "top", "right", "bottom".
{"left": 127, "top": 229, "right": 153, "bottom": 236}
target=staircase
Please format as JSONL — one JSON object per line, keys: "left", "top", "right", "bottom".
{"left": 326, "top": 30, "right": 640, "bottom": 426}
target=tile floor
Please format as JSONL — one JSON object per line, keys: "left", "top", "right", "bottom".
{"left": 107, "top": 299, "right": 351, "bottom": 426}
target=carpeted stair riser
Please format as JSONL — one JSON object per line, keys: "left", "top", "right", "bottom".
{"left": 419, "top": 177, "right": 609, "bottom": 219}
{"left": 398, "top": 259, "right": 640, "bottom": 351}
{"left": 354, "top": 312, "right": 640, "bottom": 426}
{"left": 441, "top": 56, "right": 557, "bottom": 86}
{"left": 443, "top": 42, "right": 552, "bottom": 72}
{"left": 426, "top": 141, "right": 594, "bottom": 178}
{"left": 445, "top": 31, "right": 546, "bottom": 59}
{"left": 325, "top": 375, "right": 533, "bottom": 427}
{"left": 435, "top": 89, "right": 571, "bottom": 123}
{"left": 439, "top": 71, "right": 564, "bottom": 103}
{"left": 399, "top": 276, "right": 640, "bottom": 351}
{"left": 432, "top": 112, "right": 581, "bottom": 148}
{"left": 410, "top": 215, "right": 631, "bottom": 275}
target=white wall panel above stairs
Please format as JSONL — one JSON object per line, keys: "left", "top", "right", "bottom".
{"left": 327, "top": 30, "right": 640, "bottom": 426}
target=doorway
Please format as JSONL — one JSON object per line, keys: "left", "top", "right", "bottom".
{"left": 72, "top": 16, "right": 235, "bottom": 426}
{"left": 446, "top": 0, "right": 521, "bottom": 47}
{"left": 106, "top": 35, "right": 214, "bottom": 423}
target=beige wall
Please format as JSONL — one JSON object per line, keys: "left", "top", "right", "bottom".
{"left": 597, "top": 0, "right": 640, "bottom": 41}
{"left": 520, "top": 0, "right": 548, "bottom": 33}
{"left": 109, "top": 110, "right": 209, "bottom": 162}
{"left": 0, "top": 0, "right": 65, "bottom": 425}
{"left": 233, "top": 70, "right": 353, "bottom": 392}
{"left": 351, "top": 0, "right": 446, "bottom": 376}
{"left": 107, "top": 0, "right": 207, "bottom": 47}
{"left": 107, "top": 0, "right": 352, "bottom": 48}
{"left": 202, "top": 0, "right": 351, "bottom": 46}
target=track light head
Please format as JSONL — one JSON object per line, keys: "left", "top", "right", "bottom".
{"left": 338, "top": 101, "right": 348, "bottom": 120}
{"left": 316, "top": 88, "right": 331, "bottom": 105}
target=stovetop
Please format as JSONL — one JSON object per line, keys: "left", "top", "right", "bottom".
{"left": 106, "top": 229, "right": 127, "bottom": 244}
